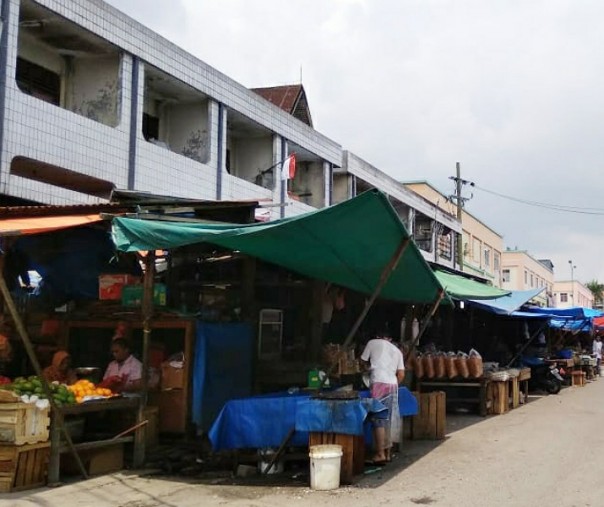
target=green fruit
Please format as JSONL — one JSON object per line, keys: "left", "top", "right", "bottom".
{"left": 22, "top": 382, "right": 33, "bottom": 392}
{"left": 13, "top": 389, "right": 21, "bottom": 395}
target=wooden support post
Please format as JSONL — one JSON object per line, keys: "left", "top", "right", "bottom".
{"left": 309, "top": 280, "right": 325, "bottom": 362}
{"left": 133, "top": 250, "right": 155, "bottom": 468}
{"left": 323, "top": 239, "right": 410, "bottom": 382}
{"left": 0, "top": 270, "right": 88, "bottom": 483}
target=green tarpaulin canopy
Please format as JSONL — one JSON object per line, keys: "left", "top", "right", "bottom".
{"left": 434, "top": 268, "right": 510, "bottom": 300}
{"left": 112, "top": 190, "right": 448, "bottom": 305}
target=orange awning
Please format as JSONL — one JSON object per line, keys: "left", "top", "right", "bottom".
{"left": 0, "top": 214, "right": 104, "bottom": 237}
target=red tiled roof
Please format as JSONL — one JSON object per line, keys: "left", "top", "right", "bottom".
{"left": 251, "top": 85, "right": 303, "bottom": 114}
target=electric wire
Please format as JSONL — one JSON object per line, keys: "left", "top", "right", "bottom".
{"left": 473, "top": 184, "right": 604, "bottom": 216}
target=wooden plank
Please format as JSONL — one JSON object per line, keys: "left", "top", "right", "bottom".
{"left": 428, "top": 393, "right": 437, "bottom": 439}
{"left": 435, "top": 392, "right": 446, "bottom": 439}
{"left": 14, "top": 448, "right": 29, "bottom": 488}
{"left": 511, "top": 378, "right": 520, "bottom": 409}
{"left": 334, "top": 434, "right": 354, "bottom": 485}
{"left": 58, "top": 436, "right": 133, "bottom": 454}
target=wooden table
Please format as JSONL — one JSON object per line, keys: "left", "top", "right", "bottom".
{"left": 417, "top": 378, "right": 490, "bottom": 417}
{"left": 48, "top": 397, "right": 142, "bottom": 485}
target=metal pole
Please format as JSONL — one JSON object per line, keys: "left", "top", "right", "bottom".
{"left": 455, "top": 162, "right": 464, "bottom": 272}
{"left": 0, "top": 271, "right": 88, "bottom": 481}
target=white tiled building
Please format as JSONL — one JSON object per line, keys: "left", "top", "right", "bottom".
{"left": 0, "top": 0, "right": 461, "bottom": 268}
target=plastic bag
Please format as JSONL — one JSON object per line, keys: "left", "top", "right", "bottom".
{"left": 422, "top": 354, "right": 435, "bottom": 379}
{"left": 445, "top": 353, "right": 458, "bottom": 378}
{"left": 467, "top": 348, "right": 483, "bottom": 378}
{"left": 415, "top": 353, "right": 424, "bottom": 379}
{"left": 434, "top": 353, "right": 446, "bottom": 378}
{"left": 456, "top": 351, "right": 470, "bottom": 378}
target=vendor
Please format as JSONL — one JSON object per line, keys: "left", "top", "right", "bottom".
{"left": 42, "top": 350, "right": 77, "bottom": 385}
{"left": 360, "top": 329, "right": 405, "bottom": 466}
{"left": 102, "top": 338, "right": 142, "bottom": 393}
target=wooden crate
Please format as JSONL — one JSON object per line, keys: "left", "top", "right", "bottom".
{"left": 488, "top": 381, "right": 509, "bottom": 415}
{"left": 411, "top": 392, "right": 446, "bottom": 440}
{"left": 0, "top": 442, "right": 50, "bottom": 492}
{"left": 309, "top": 432, "right": 364, "bottom": 484}
{"left": 572, "top": 371, "right": 586, "bottom": 387}
{"left": 0, "top": 403, "right": 50, "bottom": 445}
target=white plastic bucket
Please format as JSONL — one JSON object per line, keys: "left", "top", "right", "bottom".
{"left": 309, "top": 444, "right": 343, "bottom": 491}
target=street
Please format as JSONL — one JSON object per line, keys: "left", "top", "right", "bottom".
{"left": 4, "top": 380, "right": 604, "bottom": 507}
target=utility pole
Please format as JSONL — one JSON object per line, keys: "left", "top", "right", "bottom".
{"left": 449, "top": 162, "right": 474, "bottom": 272}
{"left": 455, "top": 162, "right": 463, "bottom": 271}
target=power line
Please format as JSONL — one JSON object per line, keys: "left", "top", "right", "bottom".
{"left": 473, "top": 184, "right": 604, "bottom": 216}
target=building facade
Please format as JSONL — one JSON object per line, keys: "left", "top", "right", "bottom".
{"left": 404, "top": 181, "right": 504, "bottom": 286}
{"left": 500, "top": 250, "right": 554, "bottom": 307}
{"left": 553, "top": 280, "right": 594, "bottom": 309}
{"left": 0, "top": 0, "right": 461, "bottom": 269}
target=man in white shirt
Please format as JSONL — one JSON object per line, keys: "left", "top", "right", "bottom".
{"left": 593, "top": 335, "right": 602, "bottom": 376}
{"left": 361, "top": 330, "right": 405, "bottom": 465}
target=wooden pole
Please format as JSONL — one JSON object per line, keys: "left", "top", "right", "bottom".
{"left": 133, "top": 250, "right": 155, "bottom": 467}
{"left": 410, "top": 290, "right": 446, "bottom": 351}
{"left": 323, "top": 238, "right": 410, "bottom": 381}
{"left": 0, "top": 270, "right": 88, "bottom": 481}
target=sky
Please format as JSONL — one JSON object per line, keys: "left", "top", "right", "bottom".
{"left": 106, "top": 0, "right": 604, "bottom": 284}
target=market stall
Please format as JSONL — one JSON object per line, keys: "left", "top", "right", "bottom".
{"left": 112, "top": 189, "right": 447, "bottom": 478}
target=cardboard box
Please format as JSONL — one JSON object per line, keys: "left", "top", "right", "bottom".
{"left": 62, "top": 443, "right": 124, "bottom": 477}
{"left": 153, "top": 390, "right": 186, "bottom": 433}
{"left": 98, "top": 274, "right": 140, "bottom": 300}
{"left": 161, "top": 361, "right": 184, "bottom": 390}
{"left": 121, "top": 284, "right": 167, "bottom": 307}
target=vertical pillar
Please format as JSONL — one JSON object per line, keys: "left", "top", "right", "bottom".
{"left": 215, "top": 102, "right": 226, "bottom": 200}
{"left": 127, "top": 56, "right": 140, "bottom": 190}
{"left": 0, "top": 0, "right": 16, "bottom": 180}
{"left": 279, "top": 137, "right": 287, "bottom": 218}
{"left": 324, "top": 161, "right": 332, "bottom": 207}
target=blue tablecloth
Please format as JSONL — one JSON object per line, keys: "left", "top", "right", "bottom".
{"left": 208, "top": 387, "right": 418, "bottom": 451}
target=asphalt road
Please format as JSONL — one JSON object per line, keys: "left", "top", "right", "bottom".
{"left": 5, "top": 378, "right": 604, "bottom": 507}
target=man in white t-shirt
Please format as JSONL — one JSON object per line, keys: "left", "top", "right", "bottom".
{"left": 593, "top": 335, "right": 602, "bottom": 376}
{"left": 361, "top": 331, "right": 405, "bottom": 464}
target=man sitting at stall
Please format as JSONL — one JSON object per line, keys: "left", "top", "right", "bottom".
{"left": 42, "top": 350, "right": 77, "bottom": 385}
{"left": 360, "top": 328, "right": 405, "bottom": 465}
{"left": 101, "top": 338, "right": 142, "bottom": 393}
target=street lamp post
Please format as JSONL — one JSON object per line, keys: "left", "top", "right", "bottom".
{"left": 568, "top": 260, "right": 576, "bottom": 305}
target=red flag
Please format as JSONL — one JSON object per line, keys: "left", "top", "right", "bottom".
{"left": 280, "top": 153, "right": 296, "bottom": 180}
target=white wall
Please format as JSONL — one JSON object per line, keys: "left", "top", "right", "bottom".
{"left": 332, "top": 173, "right": 351, "bottom": 204}
{"left": 163, "top": 101, "right": 210, "bottom": 163}
{"left": 230, "top": 136, "right": 273, "bottom": 183}
{"left": 69, "top": 55, "right": 121, "bottom": 127}
{"left": 291, "top": 161, "right": 324, "bottom": 208}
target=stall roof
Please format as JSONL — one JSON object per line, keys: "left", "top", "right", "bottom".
{"left": 112, "top": 190, "right": 449, "bottom": 305}
{"left": 468, "top": 287, "right": 545, "bottom": 315}
{"left": 0, "top": 213, "right": 104, "bottom": 237}
{"left": 433, "top": 269, "right": 510, "bottom": 300}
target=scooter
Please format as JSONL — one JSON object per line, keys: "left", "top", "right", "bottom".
{"left": 519, "top": 356, "right": 563, "bottom": 395}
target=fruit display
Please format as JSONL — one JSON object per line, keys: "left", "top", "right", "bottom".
{"left": 67, "top": 379, "right": 114, "bottom": 404}
{"left": 4, "top": 376, "right": 76, "bottom": 407}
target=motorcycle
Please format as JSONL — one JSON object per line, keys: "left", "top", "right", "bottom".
{"left": 519, "top": 356, "right": 563, "bottom": 395}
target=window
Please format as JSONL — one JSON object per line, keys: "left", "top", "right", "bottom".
{"left": 472, "top": 238, "right": 481, "bottom": 262}
{"left": 560, "top": 293, "right": 568, "bottom": 303}
{"left": 502, "top": 269, "right": 511, "bottom": 283}
{"left": 494, "top": 251, "right": 500, "bottom": 272}
{"left": 15, "top": 57, "right": 61, "bottom": 105}
{"left": 524, "top": 271, "right": 528, "bottom": 284}
{"left": 484, "top": 247, "right": 491, "bottom": 269}
{"left": 530, "top": 274, "right": 534, "bottom": 287}
{"left": 142, "top": 113, "right": 160, "bottom": 142}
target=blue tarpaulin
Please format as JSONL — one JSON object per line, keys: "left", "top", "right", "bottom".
{"left": 208, "top": 387, "right": 418, "bottom": 451}
{"left": 192, "top": 322, "right": 254, "bottom": 431}
{"left": 468, "top": 287, "right": 545, "bottom": 315}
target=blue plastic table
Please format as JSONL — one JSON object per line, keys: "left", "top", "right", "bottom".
{"left": 208, "top": 387, "right": 418, "bottom": 451}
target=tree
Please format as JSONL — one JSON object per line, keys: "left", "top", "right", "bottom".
{"left": 586, "top": 280, "right": 604, "bottom": 308}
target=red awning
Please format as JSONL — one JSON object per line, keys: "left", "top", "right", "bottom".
{"left": 0, "top": 214, "right": 104, "bottom": 237}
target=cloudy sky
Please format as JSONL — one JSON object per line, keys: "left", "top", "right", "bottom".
{"left": 106, "top": 0, "right": 604, "bottom": 284}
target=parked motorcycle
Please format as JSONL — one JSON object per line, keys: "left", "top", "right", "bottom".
{"left": 519, "top": 356, "right": 563, "bottom": 394}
